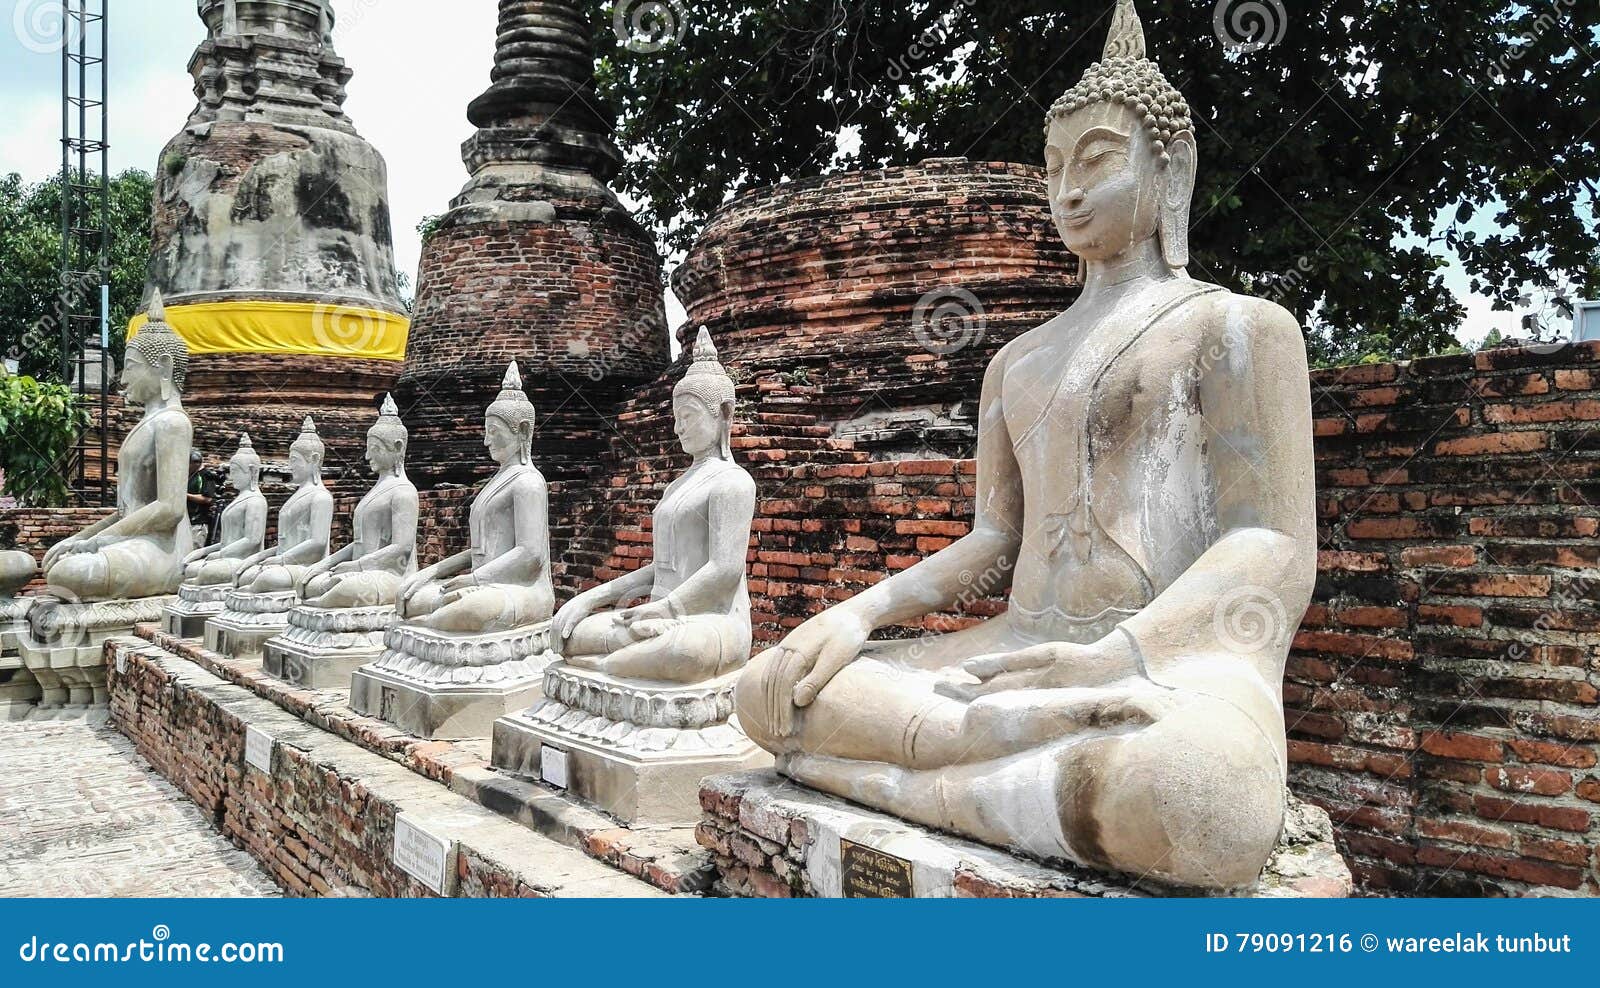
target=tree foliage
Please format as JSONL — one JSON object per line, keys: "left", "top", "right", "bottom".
{"left": 0, "top": 169, "right": 153, "bottom": 380}
{"left": 597, "top": 0, "right": 1600, "bottom": 363}
{"left": 0, "top": 374, "right": 90, "bottom": 507}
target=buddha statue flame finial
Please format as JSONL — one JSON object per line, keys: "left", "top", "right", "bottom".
{"left": 233, "top": 431, "right": 261, "bottom": 472}
{"left": 1103, "top": 0, "right": 1147, "bottom": 59}
{"left": 370, "top": 392, "right": 409, "bottom": 446}
{"left": 129, "top": 288, "right": 190, "bottom": 391}
{"left": 291, "top": 415, "right": 325, "bottom": 462}
{"left": 487, "top": 360, "right": 538, "bottom": 438}
{"left": 675, "top": 327, "right": 736, "bottom": 409}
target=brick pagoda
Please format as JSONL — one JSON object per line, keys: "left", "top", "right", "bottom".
{"left": 134, "top": 0, "right": 408, "bottom": 481}
{"left": 395, "top": 0, "right": 668, "bottom": 489}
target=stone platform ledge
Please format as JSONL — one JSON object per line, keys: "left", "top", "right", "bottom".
{"left": 105, "top": 639, "right": 672, "bottom": 898}
{"left": 698, "top": 771, "right": 1353, "bottom": 899}
{"left": 117, "top": 627, "right": 713, "bottom": 894}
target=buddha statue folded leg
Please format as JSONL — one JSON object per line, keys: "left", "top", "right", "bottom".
{"left": 239, "top": 563, "right": 313, "bottom": 594}
{"left": 48, "top": 537, "right": 182, "bottom": 601}
{"left": 563, "top": 610, "right": 752, "bottom": 682}
{"left": 415, "top": 583, "right": 552, "bottom": 634}
{"left": 303, "top": 570, "right": 404, "bottom": 609}
{"left": 777, "top": 678, "right": 1284, "bottom": 889}
{"left": 191, "top": 556, "right": 248, "bottom": 586}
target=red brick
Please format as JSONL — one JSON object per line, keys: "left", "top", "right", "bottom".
{"left": 1487, "top": 766, "right": 1573, "bottom": 796}
{"left": 1472, "top": 795, "right": 1590, "bottom": 832}
{"left": 1420, "top": 732, "right": 1504, "bottom": 762}
{"left": 1484, "top": 400, "right": 1600, "bottom": 424}
{"left": 1507, "top": 738, "right": 1598, "bottom": 769}
{"left": 1399, "top": 545, "right": 1476, "bottom": 567}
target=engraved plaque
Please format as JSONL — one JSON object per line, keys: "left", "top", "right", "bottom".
{"left": 393, "top": 814, "right": 454, "bottom": 896}
{"left": 840, "top": 839, "right": 915, "bottom": 898}
{"left": 244, "top": 726, "right": 273, "bottom": 774}
{"left": 541, "top": 745, "right": 570, "bottom": 789}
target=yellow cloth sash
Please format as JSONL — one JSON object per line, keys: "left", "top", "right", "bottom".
{"left": 126, "top": 299, "right": 409, "bottom": 361}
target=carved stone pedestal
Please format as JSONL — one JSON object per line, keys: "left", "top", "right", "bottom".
{"left": 1, "top": 596, "right": 32, "bottom": 659}
{"left": 263, "top": 603, "right": 396, "bottom": 689}
{"left": 18, "top": 596, "right": 173, "bottom": 716}
{"left": 349, "top": 622, "right": 551, "bottom": 739}
{"left": 699, "top": 771, "right": 1353, "bottom": 899}
{"left": 163, "top": 581, "right": 230, "bottom": 638}
{"left": 494, "top": 664, "right": 769, "bottom": 826}
{"left": 204, "top": 589, "right": 298, "bottom": 660}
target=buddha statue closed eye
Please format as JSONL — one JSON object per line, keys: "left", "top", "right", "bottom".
{"left": 735, "top": 0, "right": 1317, "bottom": 890}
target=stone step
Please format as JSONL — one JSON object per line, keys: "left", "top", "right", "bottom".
{"left": 108, "top": 636, "right": 671, "bottom": 898}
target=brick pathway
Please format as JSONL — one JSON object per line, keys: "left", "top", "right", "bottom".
{"left": 0, "top": 717, "right": 280, "bottom": 897}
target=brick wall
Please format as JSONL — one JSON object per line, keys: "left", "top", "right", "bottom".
{"left": 396, "top": 204, "right": 668, "bottom": 490}
{"left": 1290, "top": 344, "right": 1600, "bottom": 896}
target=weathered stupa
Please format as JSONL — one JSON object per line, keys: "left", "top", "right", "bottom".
{"left": 130, "top": 0, "right": 408, "bottom": 480}
{"left": 395, "top": 0, "right": 668, "bottom": 489}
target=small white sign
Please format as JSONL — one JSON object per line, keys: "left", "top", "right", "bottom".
{"left": 115, "top": 650, "right": 127, "bottom": 675}
{"left": 541, "top": 745, "right": 570, "bottom": 790}
{"left": 393, "top": 814, "right": 454, "bottom": 896}
{"left": 244, "top": 726, "right": 273, "bottom": 774}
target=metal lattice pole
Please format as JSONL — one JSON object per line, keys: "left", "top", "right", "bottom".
{"left": 58, "top": 0, "right": 110, "bottom": 505}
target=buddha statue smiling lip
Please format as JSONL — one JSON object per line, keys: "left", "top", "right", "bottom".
{"left": 735, "top": 0, "right": 1317, "bottom": 890}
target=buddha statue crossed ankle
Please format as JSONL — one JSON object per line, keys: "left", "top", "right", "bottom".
{"left": 396, "top": 362, "right": 552, "bottom": 634}
{"left": 295, "top": 395, "right": 419, "bottom": 610}
{"left": 182, "top": 433, "right": 268, "bottom": 588}
{"left": 232, "top": 417, "right": 334, "bottom": 595}
{"left": 735, "top": 0, "right": 1316, "bottom": 890}
{"left": 550, "top": 328, "right": 756, "bottom": 684}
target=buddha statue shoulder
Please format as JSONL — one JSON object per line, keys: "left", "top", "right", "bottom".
{"left": 395, "top": 362, "right": 553, "bottom": 634}
{"left": 296, "top": 395, "right": 419, "bottom": 609}
{"left": 551, "top": 328, "right": 756, "bottom": 684}
{"left": 182, "top": 433, "right": 269, "bottom": 587}
{"left": 233, "top": 417, "right": 334, "bottom": 594}
{"left": 41, "top": 291, "right": 194, "bottom": 601}
{"left": 735, "top": 0, "right": 1316, "bottom": 890}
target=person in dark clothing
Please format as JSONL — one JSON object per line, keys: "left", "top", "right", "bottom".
{"left": 187, "top": 450, "right": 217, "bottom": 547}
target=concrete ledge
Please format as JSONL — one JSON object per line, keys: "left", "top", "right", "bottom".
{"left": 120, "top": 628, "right": 712, "bottom": 894}
{"left": 106, "top": 636, "right": 668, "bottom": 898}
{"left": 699, "top": 771, "right": 1354, "bottom": 899}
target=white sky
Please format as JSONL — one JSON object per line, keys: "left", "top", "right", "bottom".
{"left": 0, "top": 0, "right": 1529, "bottom": 348}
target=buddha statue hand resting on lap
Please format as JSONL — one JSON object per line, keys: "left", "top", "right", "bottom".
{"left": 735, "top": 0, "right": 1317, "bottom": 891}
{"left": 295, "top": 395, "right": 419, "bottom": 610}
{"left": 231, "top": 417, "right": 334, "bottom": 594}
{"left": 41, "top": 290, "right": 193, "bottom": 602}
{"left": 182, "top": 433, "right": 268, "bottom": 587}
{"left": 550, "top": 328, "right": 756, "bottom": 684}
{"left": 394, "top": 361, "right": 553, "bottom": 634}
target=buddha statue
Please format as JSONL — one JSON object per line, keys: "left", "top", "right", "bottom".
{"left": 492, "top": 329, "right": 767, "bottom": 825}
{"left": 350, "top": 362, "right": 554, "bottom": 739}
{"left": 21, "top": 291, "right": 194, "bottom": 712}
{"left": 39, "top": 292, "right": 194, "bottom": 603}
{"left": 735, "top": 0, "right": 1317, "bottom": 890}
{"left": 164, "top": 433, "right": 268, "bottom": 637}
{"left": 263, "top": 395, "right": 419, "bottom": 687}
{"left": 204, "top": 416, "right": 333, "bottom": 659}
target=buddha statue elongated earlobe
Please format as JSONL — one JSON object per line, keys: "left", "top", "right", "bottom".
{"left": 1160, "top": 133, "right": 1197, "bottom": 269}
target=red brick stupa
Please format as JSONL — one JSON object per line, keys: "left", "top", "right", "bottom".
{"left": 395, "top": 0, "right": 669, "bottom": 489}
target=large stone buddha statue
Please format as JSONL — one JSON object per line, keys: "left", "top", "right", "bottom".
{"left": 350, "top": 362, "right": 555, "bottom": 739}
{"left": 23, "top": 290, "right": 194, "bottom": 712}
{"left": 735, "top": 0, "right": 1317, "bottom": 890}
{"left": 263, "top": 395, "right": 419, "bottom": 687}
{"left": 204, "top": 417, "right": 334, "bottom": 659}
{"left": 164, "top": 432, "right": 268, "bottom": 637}
{"left": 492, "top": 329, "right": 767, "bottom": 825}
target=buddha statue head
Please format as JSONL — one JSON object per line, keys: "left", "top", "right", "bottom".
{"left": 485, "top": 361, "right": 537, "bottom": 467}
{"left": 672, "top": 327, "right": 736, "bottom": 461}
{"left": 227, "top": 432, "right": 262, "bottom": 492}
{"left": 1044, "top": 0, "right": 1195, "bottom": 268}
{"left": 125, "top": 290, "right": 191, "bottom": 405}
{"left": 366, "top": 393, "right": 408, "bottom": 476}
{"left": 288, "top": 416, "right": 325, "bottom": 485}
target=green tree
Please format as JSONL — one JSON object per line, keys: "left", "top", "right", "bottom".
{"left": 599, "top": 0, "right": 1600, "bottom": 361}
{"left": 0, "top": 169, "right": 153, "bottom": 380}
{"left": 0, "top": 375, "right": 89, "bottom": 507}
